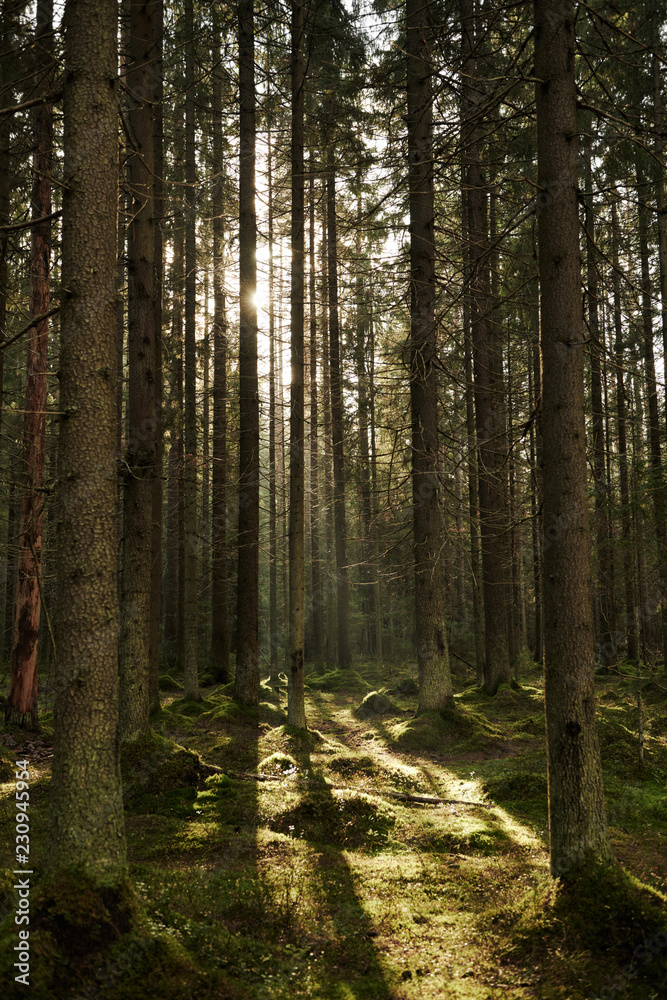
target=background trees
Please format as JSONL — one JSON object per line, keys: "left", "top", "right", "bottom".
{"left": 0, "top": 0, "right": 665, "bottom": 863}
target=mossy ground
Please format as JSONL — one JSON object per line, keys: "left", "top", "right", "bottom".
{"left": 0, "top": 658, "right": 665, "bottom": 998}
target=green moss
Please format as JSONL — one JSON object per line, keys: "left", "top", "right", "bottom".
{"left": 120, "top": 730, "right": 213, "bottom": 806}
{"left": 328, "top": 753, "right": 382, "bottom": 778}
{"left": 200, "top": 698, "right": 285, "bottom": 728}
{"left": 159, "top": 674, "right": 184, "bottom": 692}
{"left": 482, "top": 770, "right": 548, "bottom": 803}
{"left": 258, "top": 752, "right": 299, "bottom": 775}
{"left": 305, "top": 668, "right": 371, "bottom": 694}
{"left": 497, "top": 860, "right": 667, "bottom": 992}
{"left": 269, "top": 788, "right": 396, "bottom": 850}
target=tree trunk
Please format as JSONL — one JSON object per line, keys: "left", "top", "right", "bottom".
{"left": 6, "top": 0, "right": 53, "bottom": 729}
{"left": 235, "top": 0, "right": 260, "bottom": 704}
{"left": 48, "top": 0, "right": 127, "bottom": 886}
{"left": 636, "top": 162, "right": 667, "bottom": 671}
{"left": 287, "top": 0, "right": 306, "bottom": 726}
{"left": 210, "top": 6, "right": 229, "bottom": 683}
{"left": 585, "top": 136, "right": 614, "bottom": 667}
{"left": 182, "top": 0, "right": 199, "bottom": 700}
{"left": 611, "top": 198, "right": 637, "bottom": 662}
{"left": 407, "top": 0, "right": 452, "bottom": 709}
{"left": 119, "top": 0, "right": 157, "bottom": 739}
{"left": 534, "top": 0, "right": 611, "bottom": 878}
{"left": 327, "top": 162, "right": 352, "bottom": 669}
{"left": 321, "top": 198, "right": 336, "bottom": 666}
{"left": 462, "top": 0, "right": 510, "bottom": 696}
{"left": 309, "top": 166, "right": 324, "bottom": 668}
{"left": 150, "top": 0, "right": 164, "bottom": 710}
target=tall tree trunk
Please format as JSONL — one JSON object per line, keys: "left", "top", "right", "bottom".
{"left": 119, "top": 0, "right": 157, "bottom": 739}
{"left": 534, "top": 0, "right": 610, "bottom": 877}
{"left": 530, "top": 284, "right": 543, "bottom": 664}
{"left": 6, "top": 0, "right": 53, "bottom": 729}
{"left": 369, "top": 285, "right": 383, "bottom": 662}
{"left": 327, "top": 161, "right": 351, "bottom": 669}
{"left": 408, "top": 0, "right": 452, "bottom": 709}
{"left": 235, "top": 0, "right": 260, "bottom": 703}
{"left": 182, "top": 0, "right": 199, "bottom": 700}
{"left": 611, "top": 198, "right": 637, "bottom": 662}
{"left": 288, "top": 0, "right": 306, "bottom": 725}
{"left": 462, "top": 0, "right": 510, "bottom": 696}
{"left": 652, "top": 1, "right": 667, "bottom": 433}
{"left": 636, "top": 163, "right": 667, "bottom": 670}
{"left": 321, "top": 199, "right": 335, "bottom": 666}
{"left": 49, "top": 0, "right": 127, "bottom": 887}
{"left": 585, "top": 136, "right": 614, "bottom": 667}
{"left": 150, "top": 0, "right": 164, "bottom": 709}
{"left": 210, "top": 7, "right": 229, "bottom": 682}
{"left": 309, "top": 166, "right": 324, "bottom": 667}
{"left": 356, "top": 188, "right": 375, "bottom": 657}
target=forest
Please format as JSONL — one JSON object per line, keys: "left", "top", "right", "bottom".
{"left": 0, "top": 0, "right": 666, "bottom": 997}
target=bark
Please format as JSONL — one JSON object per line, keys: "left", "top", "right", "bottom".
{"left": 287, "top": 0, "right": 306, "bottom": 727}
{"left": 321, "top": 199, "right": 336, "bottom": 666}
{"left": 210, "top": 6, "right": 229, "bottom": 682}
{"left": 327, "top": 163, "right": 351, "bottom": 669}
{"left": 48, "top": 0, "right": 127, "bottom": 886}
{"left": 584, "top": 138, "right": 614, "bottom": 666}
{"left": 149, "top": 0, "right": 164, "bottom": 710}
{"left": 182, "top": 0, "right": 199, "bottom": 700}
{"left": 529, "top": 286, "right": 543, "bottom": 664}
{"left": 636, "top": 163, "right": 667, "bottom": 670}
{"left": 235, "top": 0, "right": 260, "bottom": 704}
{"left": 267, "top": 126, "right": 279, "bottom": 683}
{"left": 652, "top": 2, "right": 667, "bottom": 438}
{"left": 611, "top": 198, "right": 637, "bottom": 661}
{"left": 119, "top": 0, "right": 157, "bottom": 739}
{"left": 461, "top": 0, "right": 510, "bottom": 696}
{"left": 408, "top": 0, "right": 452, "bottom": 709}
{"left": 6, "top": 0, "right": 52, "bottom": 729}
{"left": 309, "top": 166, "right": 324, "bottom": 667}
{"left": 534, "top": 0, "right": 611, "bottom": 877}
{"left": 356, "top": 188, "right": 376, "bottom": 657}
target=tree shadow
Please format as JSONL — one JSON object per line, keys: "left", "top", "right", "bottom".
{"left": 289, "top": 745, "right": 397, "bottom": 1000}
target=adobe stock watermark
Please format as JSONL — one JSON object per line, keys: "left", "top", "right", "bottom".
{"left": 14, "top": 758, "right": 32, "bottom": 987}
{"left": 590, "top": 927, "right": 667, "bottom": 1000}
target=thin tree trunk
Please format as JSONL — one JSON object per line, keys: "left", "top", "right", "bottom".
{"left": 585, "top": 136, "right": 614, "bottom": 667}
{"left": 287, "top": 0, "right": 306, "bottom": 726}
{"left": 6, "top": 0, "right": 52, "bottom": 729}
{"left": 636, "top": 163, "right": 667, "bottom": 670}
{"left": 210, "top": 7, "right": 229, "bottom": 682}
{"left": 408, "top": 0, "right": 452, "bottom": 709}
{"left": 327, "top": 162, "right": 351, "bottom": 669}
{"left": 535, "top": 0, "right": 610, "bottom": 877}
{"left": 119, "top": 0, "right": 157, "bottom": 738}
{"left": 611, "top": 198, "right": 637, "bottom": 662}
{"left": 309, "top": 166, "right": 324, "bottom": 667}
{"left": 235, "top": 0, "right": 260, "bottom": 703}
{"left": 321, "top": 197, "right": 335, "bottom": 666}
{"left": 149, "top": 0, "right": 164, "bottom": 710}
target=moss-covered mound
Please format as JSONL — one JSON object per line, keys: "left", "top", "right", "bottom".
{"left": 482, "top": 770, "right": 548, "bottom": 803}
{"left": 269, "top": 787, "right": 396, "bottom": 850}
{"left": 199, "top": 697, "right": 285, "bottom": 729}
{"left": 305, "top": 668, "right": 371, "bottom": 694}
{"left": 0, "top": 874, "right": 243, "bottom": 1000}
{"left": 120, "top": 730, "right": 215, "bottom": 803}
{"left": 494, "top": 861, "right": 667, "bottom": 995}
{"left": 159, "top": 674, "right": 184, "bottom": 692}
{"left": 355, "top": 690, "right": 396, "bottom": 719}
{"left": 387, "top": 706, "right": 506, "bottom": 756}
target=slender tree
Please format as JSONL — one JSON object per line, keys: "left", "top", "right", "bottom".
{"left": 235, "top": 0, "right": 260, "bottom": 704}
{"left": 535, "top": 0, "right": 611, "bottom": 877}
{"left": 6, "top": 0, "right": 53, "bottom": 728}
{"left": 407, "top": 0, "right": 452, "bottom": 709}
{"left": 287, "top": 0, "right": 306, "bottom": 726}
{"left": 119, "top": 0, "right": 157, "bottom": 739}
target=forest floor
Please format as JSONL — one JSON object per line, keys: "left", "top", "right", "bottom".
{"left": 0, "top": 657, "right": 666, "bottom": 999}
